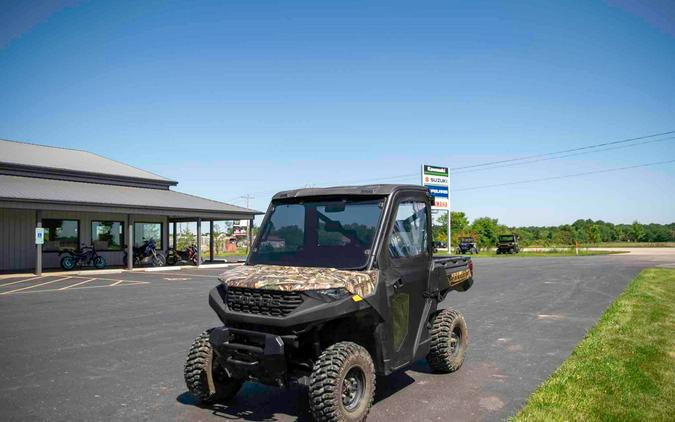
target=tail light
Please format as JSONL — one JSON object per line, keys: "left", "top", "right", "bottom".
{"left": 468, "top": 260, "right": 474, "bottom": 275}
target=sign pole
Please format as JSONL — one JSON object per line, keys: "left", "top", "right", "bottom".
{"left": 447, "top": 170, "right": 451, "bottom": 253}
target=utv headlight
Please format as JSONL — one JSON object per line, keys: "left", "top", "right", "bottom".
{"left": 304, "top": 288, "right": 351, "bottom": 302}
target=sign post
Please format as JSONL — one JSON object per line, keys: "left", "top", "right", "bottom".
{"left": 421, "top": 165, "right": 450, "bottom": 252}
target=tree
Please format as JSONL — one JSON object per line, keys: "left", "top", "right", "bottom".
{"left": 553, "top": 225, "right": 575, "bottom": 245}
{"left": 470, "top": 217, "right": 500, "bottom": 249}
{"left": 433, "top": 212, "right": 449, "bottom": 243}
{"left": 449, "top": 211, "right": 469, "bottom": 245}
{"left": 630, "top": 220, "right": 645, "bottom": 242}
{"left": 177, "top": 226, "right": 196, "bottom": 250}
{"left": 587, "top": 224, "right": 601, "bottom": 244}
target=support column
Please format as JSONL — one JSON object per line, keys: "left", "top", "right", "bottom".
{"left": 35, "top": 210, "right": 42, "bottom": 276}
{"left": 162, "top": 219, "right": 169, "bottom": 253}
{"left": 196, "top": 218, "right": 202, "bottom": 266}
{"left": 172, "top": 221, "right": 177, "bottom": 250}
{"left": 209, "top": 220, "right": 214, "bottom": 263}
{"left": 127, "top": 215, "right": 134, "bottom": 270}
{"left": 247, "top": 218, "right": 254, "bottom": 255}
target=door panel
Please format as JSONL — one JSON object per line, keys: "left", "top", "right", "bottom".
{"left": 384, "top": 198, "right": 432, "bottom": 368}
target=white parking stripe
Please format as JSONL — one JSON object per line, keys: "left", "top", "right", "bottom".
{"left": 7, "top": 281, "right": 149, "bottom": 295}
{"left": 59, "top": 278, "right": 96, "bottom": 290}
{"left": 158, "top": 272, "right": 219, "bottom": 278}
{"left": 0, "top": 277, "right": 72, "bottom": 295}
{"left": 0, "top": 276, "right": 44, "bottom": 288}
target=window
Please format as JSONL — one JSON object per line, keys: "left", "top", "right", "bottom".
{"left": 389, "top": 202, "right": 428, "bottom": 258}
{"left": 134, "top": 222, "right": 162, "bottom": 248}
{"left": 316, "top": 203, "right": 380, "bottom": 247}
{"left": 43, "top": 219, "right": 79, "bottom": 251}
{"left": 257, "top": 204, "right": 305, "bottom": 254}
{"left": 250, "top": 198, "right": 384, "bottom": 269}
{"left": 92, "top": 221, "right": 124, "bottom": 251}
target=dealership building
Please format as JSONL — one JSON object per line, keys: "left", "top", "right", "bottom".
{"left": 0, "top": 139, "right": 260, "bottom": 274}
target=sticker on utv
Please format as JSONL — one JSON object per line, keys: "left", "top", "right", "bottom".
{"left": 449, "top": 269, "right": 472, "bottom": 286}
{"left": 218, "top": 265, "right": 379, "bottom": 297}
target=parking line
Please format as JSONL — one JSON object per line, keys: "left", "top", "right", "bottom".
{"left": 1, "top": 277, "right": 72, "bottom": 295}
{"left": 0, "top": 276, "right": 44, "bottom": 288}
{"left": 159, "top": 272, "right": 219, "bottom": 278}
{"left": 59, "top": 278, "right": 96, "bottom": 290}
{"left": 114, "top": 280, "right": 148, "bottom": 286}
{"left": 7, "top": 281, "right": 150, "bottom": 295}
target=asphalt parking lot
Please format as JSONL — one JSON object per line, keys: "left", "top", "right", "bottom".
{"left": 1, "top": 253, "right": 673, "bottom": 422}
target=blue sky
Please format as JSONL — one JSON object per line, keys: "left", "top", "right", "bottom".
{"left": 1, "top": 0, "right": 674, "bottom": 226}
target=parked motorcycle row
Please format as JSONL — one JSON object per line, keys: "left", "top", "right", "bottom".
{"left": 59, "top": 239, "right": 202, "bottom": 271}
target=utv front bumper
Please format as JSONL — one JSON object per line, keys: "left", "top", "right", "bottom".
{"left": 209, "top": 326, "right": 289, "bottom": 387}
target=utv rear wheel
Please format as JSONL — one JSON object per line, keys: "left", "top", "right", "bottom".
{"left": 184, "top": 330, "right": 243, "bottom": 404}
{"left": 427, "top": 308, "right": 468, "bottom": 373}
{"left": 309, "top": 341, "right": 375, "bottom": 422}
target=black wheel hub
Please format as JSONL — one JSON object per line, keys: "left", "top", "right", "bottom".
{"left": 341, "top": 367, "right": 365, "bottom": 411}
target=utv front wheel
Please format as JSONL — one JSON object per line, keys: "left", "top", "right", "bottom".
{"left": 184, "top": 330, "right": 243, "bottom": 404}
{"left": 427, "top": 308, "right": 468, "bottom": 373}
{"left": 309, "top": 342, "right": 376, "bottom": 422}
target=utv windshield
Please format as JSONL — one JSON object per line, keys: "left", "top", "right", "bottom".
{"left": 460, "top": 237, "right": 474, "bottom": 243}
{"left": 249, "top": 197, "right": 384, "bottom": 269}
{"left": 498, "top": 235, "right": 515, "bottom": 242}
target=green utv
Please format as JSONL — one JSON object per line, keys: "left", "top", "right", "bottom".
{"left": 184, "top": 185, "right": 474, "bottom": 421}
{"left": 496, "top": 234, "right": 520, "bottom": 254}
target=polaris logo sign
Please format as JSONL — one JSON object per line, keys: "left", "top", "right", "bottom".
{"left": 231, "top": 295, "right": 281, "bottom": 308}
{"left": 428, "top": 185, "right": 448, "bottom": 198}
{"left": 421, "top": 164, "right": 449, "bottom": 210}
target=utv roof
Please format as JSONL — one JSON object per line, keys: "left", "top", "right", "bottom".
{"left": 272, "top": 184, "right": 428, "bottom": 200}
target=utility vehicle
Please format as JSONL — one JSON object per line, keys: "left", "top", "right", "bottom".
{"left": 496, "top": 234, "right": 520, "bottom": 254}
{"left": 184, "top": 185, "right": 474, "bottom": 421}
{"left": 456, "top": 237, "right": 479, "bottom": 255}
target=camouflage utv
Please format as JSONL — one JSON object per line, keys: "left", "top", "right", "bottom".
{"left": 184, "top": 185, "right": 474, "bottom": 421}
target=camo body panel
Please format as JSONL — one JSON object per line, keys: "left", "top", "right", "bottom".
{"left": 218, "top": 265, "right": 378, "bottom": 297}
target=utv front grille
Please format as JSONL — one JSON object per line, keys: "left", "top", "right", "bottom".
{"left": 226, "top": 287, "right": 304, "bottom": 317}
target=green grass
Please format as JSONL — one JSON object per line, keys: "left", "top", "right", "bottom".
{"left": 437, "top": 249, "right": 623, "bottom": 258}
{"left": 528, "top": 242, "right": 675, "bottom": 248}
{"left": 512, "top": 268, "right": 675, "bottom": 422}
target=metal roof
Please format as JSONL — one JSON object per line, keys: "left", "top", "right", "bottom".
{"left": 272, "top": 184, "right": 428, "bottom": 199}
{"left": 0, "top": 139, "right": 176, "bottom": 184}
{"left": 0, "top": 175, "right": 262, "bottom": 218}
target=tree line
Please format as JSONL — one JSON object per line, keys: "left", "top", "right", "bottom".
{"left": 432, "top": 212, "right": 675, "bottom": 248}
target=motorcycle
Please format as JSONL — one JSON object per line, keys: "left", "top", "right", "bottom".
{"left": 166, "top": 244, "right": 202, "bottom": 266}
{"left": 59, "top": 244, "right": 106, "bottom": 271}
{"left": 123, "top": 238, "right": 166, "bottom": 267}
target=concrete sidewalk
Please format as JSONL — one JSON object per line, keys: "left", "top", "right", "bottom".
{"left": 0, "top": 262, "right": 240, "bottom": 280}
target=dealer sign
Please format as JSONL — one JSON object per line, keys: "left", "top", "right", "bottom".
{"left": 421, "top": 164, "right": 449, "bottom": 209}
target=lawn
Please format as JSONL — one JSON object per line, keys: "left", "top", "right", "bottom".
{"left": 528, "top": 242, "right": 675, "bottom": 248}
{"left": 436, "top": 249, "right": 624, "bottom": 258}
{"left": 512, "top": 268, "right": 675, "bottom": 421}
